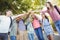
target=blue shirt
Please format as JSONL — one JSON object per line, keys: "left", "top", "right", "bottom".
{"left": 19, "top": 19, "right": 26, "bottom": 31}
{"left": 43, "top": 18, "right": 50, "bottom": 26}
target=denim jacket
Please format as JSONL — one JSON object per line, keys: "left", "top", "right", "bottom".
{"left": 10, "top": 19, "right": 17, "bottom": 36}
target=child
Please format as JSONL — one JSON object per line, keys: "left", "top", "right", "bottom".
{"left": 32, "top": 14, "right": 44, "bottom": 40}
{"left": 42, "top": 14, "right": 54, "bottom": 40}
{"left": 18, "top": 19, "right": 28, "bottom": 40}
{"left": 10, "top": 19, "right": 17, "bottom": 40}
{"left": 40, "top": 2, "right": 60, "bottom": 35}
{"left": 26, "top": 16, "right": 34, "bottom": 40}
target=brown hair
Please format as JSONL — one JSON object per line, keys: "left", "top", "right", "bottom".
{"left": 5, "top": 9, "right": 12, "bottom": 15}
{"left": 46, "top": 2, "right": 54, "bottom": 10}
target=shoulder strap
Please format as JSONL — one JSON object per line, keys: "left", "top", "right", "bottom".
{"left": 9, "top": 17, "right": 13, "bottom": 28}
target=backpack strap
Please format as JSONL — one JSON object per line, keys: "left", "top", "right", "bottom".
{"left": 54, "top": 5, "right": 60, "bottom": 14}
{"left": 8, "top": 17, "right": 13, "bottom": 35}
{"left": 9, "top": 17, "right": 13, "bottom": 28}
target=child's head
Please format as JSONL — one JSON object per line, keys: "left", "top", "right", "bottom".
{"left": 46, "top": 2, "right": 53, "bottom": 10}
{"left": 32, "top": 14, "right": 38, "bottom": 20}
{"left": 5, "top": 9, "right": 13, "bottom": 17}
{"left": 29, "top": 12, "right": 34, "bottom": 22}
{"left": 41, "top": 14, "right": 48, "bottom": 20}
{"left": 16, "top": 16, "right": 22, "bottom": 22}
{"left": 41, "top": 14, "right": 45, "bottom": 19}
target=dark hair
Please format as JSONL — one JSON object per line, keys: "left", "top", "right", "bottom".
{"left": 45, "top": 15, "right": 49, "bottom": 21}
{"left": 4, "top": 9, "right": 12, "bottom": 15}
{"left": 46, "top": 2, "right": 54, "bottom": 9}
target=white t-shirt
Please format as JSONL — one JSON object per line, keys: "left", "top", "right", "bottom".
{"left": 0, "top": 15, "right": 11, "bottom": 33}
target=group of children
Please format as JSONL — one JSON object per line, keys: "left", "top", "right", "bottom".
{"left": 9, "top": 11, "right": 54, "bottom": 40}
{"left": 4, "top": 1, "right": 60, "bottom": 40}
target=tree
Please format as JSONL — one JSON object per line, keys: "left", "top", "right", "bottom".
{"left": 51, "top": 0, "right": 60, "bottom": 6}
{"left": 56, "top": 0, "right": 60, "bottom": 6}
{"left": 0, "top": 0, "right": 46, "bottom": 14}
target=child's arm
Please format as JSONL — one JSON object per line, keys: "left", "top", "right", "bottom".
{"left": 40, "top": 10, "right": 47, "bottom": 14}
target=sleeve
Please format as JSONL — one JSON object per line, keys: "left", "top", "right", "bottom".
{"left": 40, "top": 10, "right": 47, "bottom": 14}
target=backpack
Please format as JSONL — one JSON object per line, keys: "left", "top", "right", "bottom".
{"left": 54, "top": 5, "right": 60, "bottom": 14}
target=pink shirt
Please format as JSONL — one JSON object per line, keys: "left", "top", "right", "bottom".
{"left": 41, "top": 8, "right": 60, "bottom": 22}
{"left": 32, "top": 19, "right": 41, "bottom": 29}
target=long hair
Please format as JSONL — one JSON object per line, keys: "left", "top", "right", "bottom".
{"left": 45, "top": 15, "right": 49, "bottom": 21}
{"left": 46, "top": 2, "right": 54, "bottom": 10}
{"left": 42, "top": 14, "right": 49, "bottom": 22}
{"left": 4, "top": 9, "right": 12, "bottom": 15}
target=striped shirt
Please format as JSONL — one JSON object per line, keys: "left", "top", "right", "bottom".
{"left": 41, "top": 8, "right": 60, "bottom": 22}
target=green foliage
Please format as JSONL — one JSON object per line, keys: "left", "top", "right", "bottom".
{"left": 0, "top": 0, "right": 46, "bottom": 14}
{"left": 57, "top": 0, "right": 60, "bottom": 6}
{"left": 0, "top": 0, "right": 14, "bottom": 11}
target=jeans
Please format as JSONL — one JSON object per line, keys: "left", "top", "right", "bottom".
{"left": 35, "top": 27, "right": 44, "bottom": 40}
{"left": 28, "top": 33, "right": 34, "bottom": 40}
{"left": 0, "top": 33, "right": 8, "bottom": 40}
{"left": 10, "top": 36, "right": 16, "bottom": 40}
{"left": 55, "top": 20, "right": 60, "bottom": 34}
